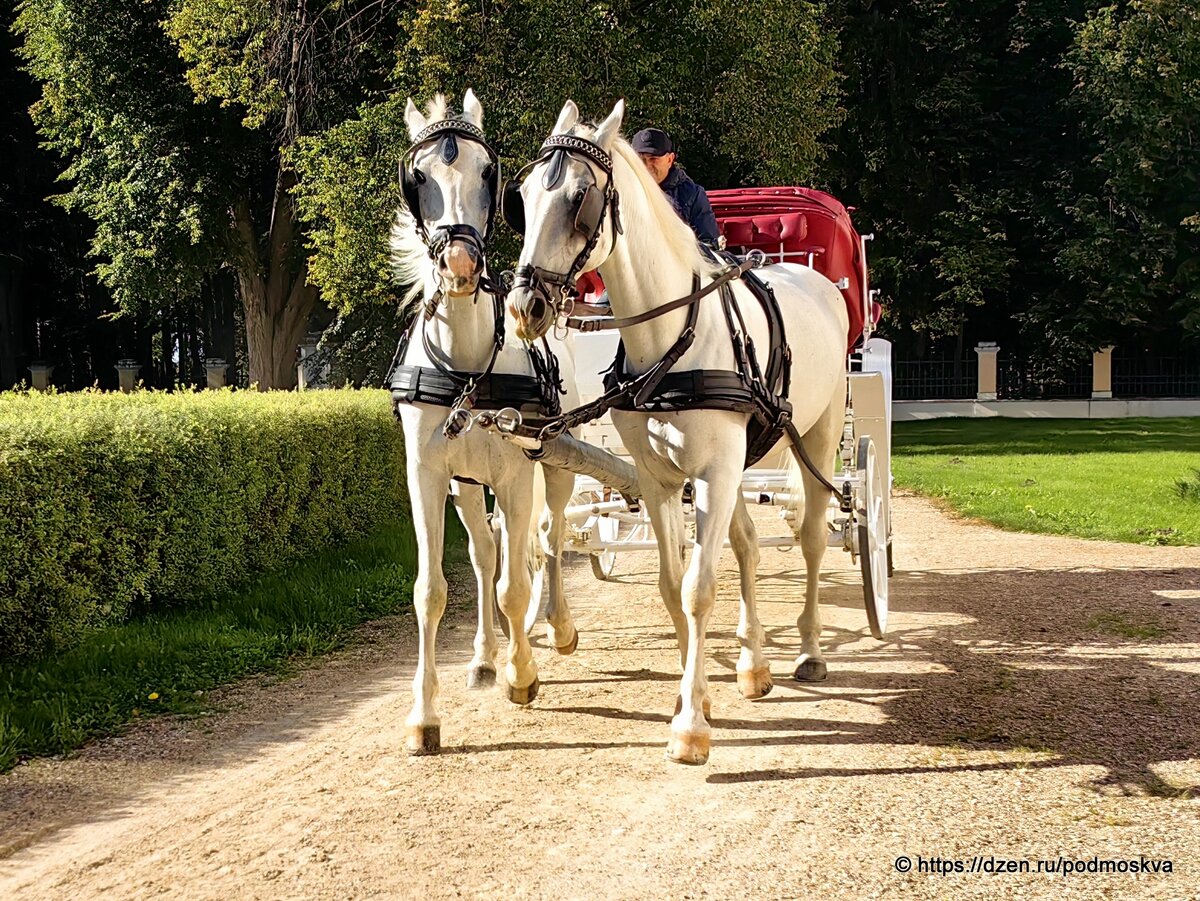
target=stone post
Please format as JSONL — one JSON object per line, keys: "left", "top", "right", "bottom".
{"left": 297, "top": 336, "right": 320, "bottom": 390}
{"left": 1092, "top": 346, "right": 1115, "bottom": 399}
{"left": 115, "top": 359, "right": 141, "bottom": 394}
{"left": 204, "top": 357, "right": 230, "bottom": 389}
{"left": 975, "top": 342, "right": 999, "bottom": 401}
{"left": 28, "top": 362, "right": 54, "bottom": 391}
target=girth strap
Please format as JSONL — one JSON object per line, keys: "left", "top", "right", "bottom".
{"left": 390, "top": 365, "right": 550, "bottom": 413}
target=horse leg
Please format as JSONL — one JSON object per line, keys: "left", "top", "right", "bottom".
{"left": 668, "top": 466, "right": 740, "bottom": 765}
{"left": 794, "top": 398, "right": 843, "bottom": 683}
{"left": 541, "top": 463, "right": 580, "bottom": 655}
{"left": 730, "top": 495, "right": 772, "bottom": 699}
{"left": 492, "top": 475, "right": 540, "bottom": 704}
{"left": 642, "top": 480, "right": 689, "bottom": 667}
{"left": 405, "top": 466, "right": 450, "bottom": 754}
{"left": 450, "top": 482, "right": 499, "bottom": 689}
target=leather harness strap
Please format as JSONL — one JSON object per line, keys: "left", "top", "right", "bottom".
{"left": 563, "top": 258, "right": 757, "bottom": 333}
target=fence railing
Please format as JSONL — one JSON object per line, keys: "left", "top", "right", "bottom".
{"left": 894, "top": 347, "right": 1199, "bottom": 401}
{"left": 997, "top": 358, "right": 1092, "bottom": 400}
{"left": 1113, "top": 355, "right": 1200, "bottom": 398}
{"left": 892, "top": 358, "right": 977, "bottom": 400}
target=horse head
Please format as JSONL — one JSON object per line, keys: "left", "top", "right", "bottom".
{"left": 399, "top": 89, "right": 499, "bottom": 298}
{"left": 505, "top": 99, "right": 626, "bottom": 340}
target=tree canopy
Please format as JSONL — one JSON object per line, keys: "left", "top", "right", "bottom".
{"left": 3, "top": 0, "right": 1198, "bottom": 389}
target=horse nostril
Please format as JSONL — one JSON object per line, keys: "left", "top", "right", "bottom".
{"left": 529, "top": 296, "right": 546, "bottom": 323}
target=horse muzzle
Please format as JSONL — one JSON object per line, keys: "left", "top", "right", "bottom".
{"left": 437, "top": 239, "right": 484, "bottom": 296}
{"left": 508, "top": 283, "right": 556, "bottom": 341}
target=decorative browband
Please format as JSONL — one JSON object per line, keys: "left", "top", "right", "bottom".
{"left": 412, "top": 118, "right": 488, "bottom": 147}
{"left": 539, "top": 134, "right": 614, "bottom": 174}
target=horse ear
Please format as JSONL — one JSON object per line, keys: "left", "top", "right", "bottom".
{"left": 405, "top": 98, "right": 427, "bottom": 140}
{"left": 463, "top": 88, "right": 483, "bottom": 128}
{"left": 553, "top": 99, "right": 580, "bottom": 135}
{"left": 591, "top": 98, "right": 625, "bottom": 154}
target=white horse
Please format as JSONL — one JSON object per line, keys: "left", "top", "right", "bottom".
{"left": 392, "top": 91, "right": 582, "bottom": 754}
{"left": 507, "top": 99, "right": 848, "bottom": 765}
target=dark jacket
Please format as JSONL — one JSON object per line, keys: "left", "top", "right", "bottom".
{"left": 661, "top": 165, "right": 720, "bottom": 246}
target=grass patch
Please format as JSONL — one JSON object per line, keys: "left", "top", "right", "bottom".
{"left": 0, "top": 512, "right": 466, "bottom": 773}
{"left": 1085, "top": 612, "right": 1170, "bottom": 641}
{"left": 893, "top": 418, "right": 1200, "bottom": 545}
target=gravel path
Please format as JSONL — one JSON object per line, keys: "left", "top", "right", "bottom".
{"left": 2, "top": 493, "right": 1198, "bottom": 900}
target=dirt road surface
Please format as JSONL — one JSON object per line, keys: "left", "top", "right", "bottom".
{"left": 2, "top": 494, "right": 1199, "bottom": 900}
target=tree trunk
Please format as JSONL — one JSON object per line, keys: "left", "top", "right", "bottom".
{"left": 230, "top": 176, "right": 318, "bottom": 390}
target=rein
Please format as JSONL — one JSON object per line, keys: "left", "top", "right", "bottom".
{"left": 564, "top": 257, "right": 759, "bottom": 333}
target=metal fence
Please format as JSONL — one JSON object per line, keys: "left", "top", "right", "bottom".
{"left": 892, "top": 358, "right": 977, "bottom": 400}
{"left": 1113, "top": 355, "right": 1200, "bottom": 398}
{"left": 997, "top": 357, "right": 1092, "bottom": 400}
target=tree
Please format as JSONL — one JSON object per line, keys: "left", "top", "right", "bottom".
{"left": 16, "top": 0, "right": 401, "bottom": 388}
{"left": 1057, "top": 0, "right": 1200, "bottom": 348}
{"left": 291, "top": 0, "right": 844, "bottom": 322}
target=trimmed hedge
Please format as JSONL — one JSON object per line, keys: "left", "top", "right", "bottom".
{"left": 0, "top": 388, "right": 407, "bottom": 659}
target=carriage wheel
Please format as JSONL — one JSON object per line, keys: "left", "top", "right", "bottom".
{"left": 856, "top": 437, "right": 889, "bottom": 640}
{"left": 589, "top": 511, "right": 621, "bottom": 580}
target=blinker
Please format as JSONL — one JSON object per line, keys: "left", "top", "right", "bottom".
{"left": 501, "top": 180, "right": 526, "bottom": 235}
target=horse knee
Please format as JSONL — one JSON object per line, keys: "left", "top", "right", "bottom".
{"left": 497, "top": 574, "right": 532, "bottom": 619}
{"left": 414, "top": 572, "right": 448, "bottom": 615}
{"left": 682, "top": 570, "right": 718, "bottom": 617}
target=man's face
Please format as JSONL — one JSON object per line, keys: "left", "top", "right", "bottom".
{"left": 638, "top": 151, "right": 675, "bottom": 184}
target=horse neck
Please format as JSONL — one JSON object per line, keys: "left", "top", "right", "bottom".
{"left": 416, "top": 278, "right": 499, "bottom": 372}
{"left": 598, "top": 210, "right": 701, "bottom": 372}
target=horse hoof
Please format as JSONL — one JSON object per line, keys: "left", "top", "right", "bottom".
{"left": 793, "top": 658, "right": 828, "bottom": 682}
{"left": 737, "top": 666, "right": 774, "bottom": 699}
{"left": 553, "top": 626, "right": 579, "bottom": 656}
{"left": 506, "top": 677, "right": 540, "bottom": 706}
{"left": 405, "top": 724, "right": 441, "bottom": 755}
{"left": 666, "top": 730, "right": 710, "bottom": 765}
{"left": 674, "top": 695, "right": 712, "bottom": 721}
{"left": 467, "top": 663, "right": 497, "bottom": 690}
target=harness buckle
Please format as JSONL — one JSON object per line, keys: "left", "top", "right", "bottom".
{"left": 538, "top": 418, "right": 567, "bottom": 441}
{"left": 444, "top": 406, "right": 475, "bottom": 439}
{"left": 747, "top": 249, "right": 768, "bottom": 268}
{"left": 494, "top": 407, "right": 524, "bottom": 435}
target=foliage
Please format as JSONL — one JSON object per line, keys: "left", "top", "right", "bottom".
{"left": 0, "top": 387, "right": 407, "bottom": 659}
{"left": 0, "top": 517, "right": 444, "bottom": 772}
{"left": 827, "top": 0, "right": 1101, "bottom": 361}
{"left": 1057, "top": 0, "right": 1200, "bottom": 346}
{"left": 292, "top": 0, "right": 843, "bottom": 314}
{"left": 14, "top": 0, "right": 248, "bottom": 312}
{"left": 893, "top": 418, "right": 1200, "bottom": 545}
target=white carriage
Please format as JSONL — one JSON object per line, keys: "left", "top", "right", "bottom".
{"left": 561, "top": 187, "right": 894, "bottom": 639}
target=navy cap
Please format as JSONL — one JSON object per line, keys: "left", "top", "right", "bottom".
{"left": 631, "top": 127, "right": 673, "bottom": 156}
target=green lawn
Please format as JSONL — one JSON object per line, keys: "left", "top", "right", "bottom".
{"left": 0, "top": 514, "right": 468, "bottom": 772}
{"left": 892, "top": 418, "right": 1200, "bottom": 546}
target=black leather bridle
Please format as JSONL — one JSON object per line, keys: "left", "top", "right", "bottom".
{"left": 502, "top": 133, "right": 624, "bottom": 320}
{"left": 392, "top": 116, "right": 567, "bottom": 439}
{"left": 400, "top": 117, "right": 501, "bottom": 261}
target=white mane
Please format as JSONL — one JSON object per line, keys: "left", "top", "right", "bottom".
{"left": 390, "top": 94, "right": 451, "bottom": 312}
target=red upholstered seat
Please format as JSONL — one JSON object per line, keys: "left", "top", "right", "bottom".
{"left": 752, "top": 216, "right": 783, "bottom": 242}
{"left": 709, "top": 187, "right": 869, "bottom": 351}
{"left": 778, "top": 212, "right": 806, "bottom": 242}
{"left": 721, "top": 218, "right": 756, "bottom": 246}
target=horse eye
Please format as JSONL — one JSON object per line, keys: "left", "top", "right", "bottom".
{"left": 413, "top": 169, "right": 427, "bottom": 184}
{"left": 481, "top": 164, "right": 495, "bottom": 181}
{"left": 571, "top": 189, "right": 586, "bottom": 205}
